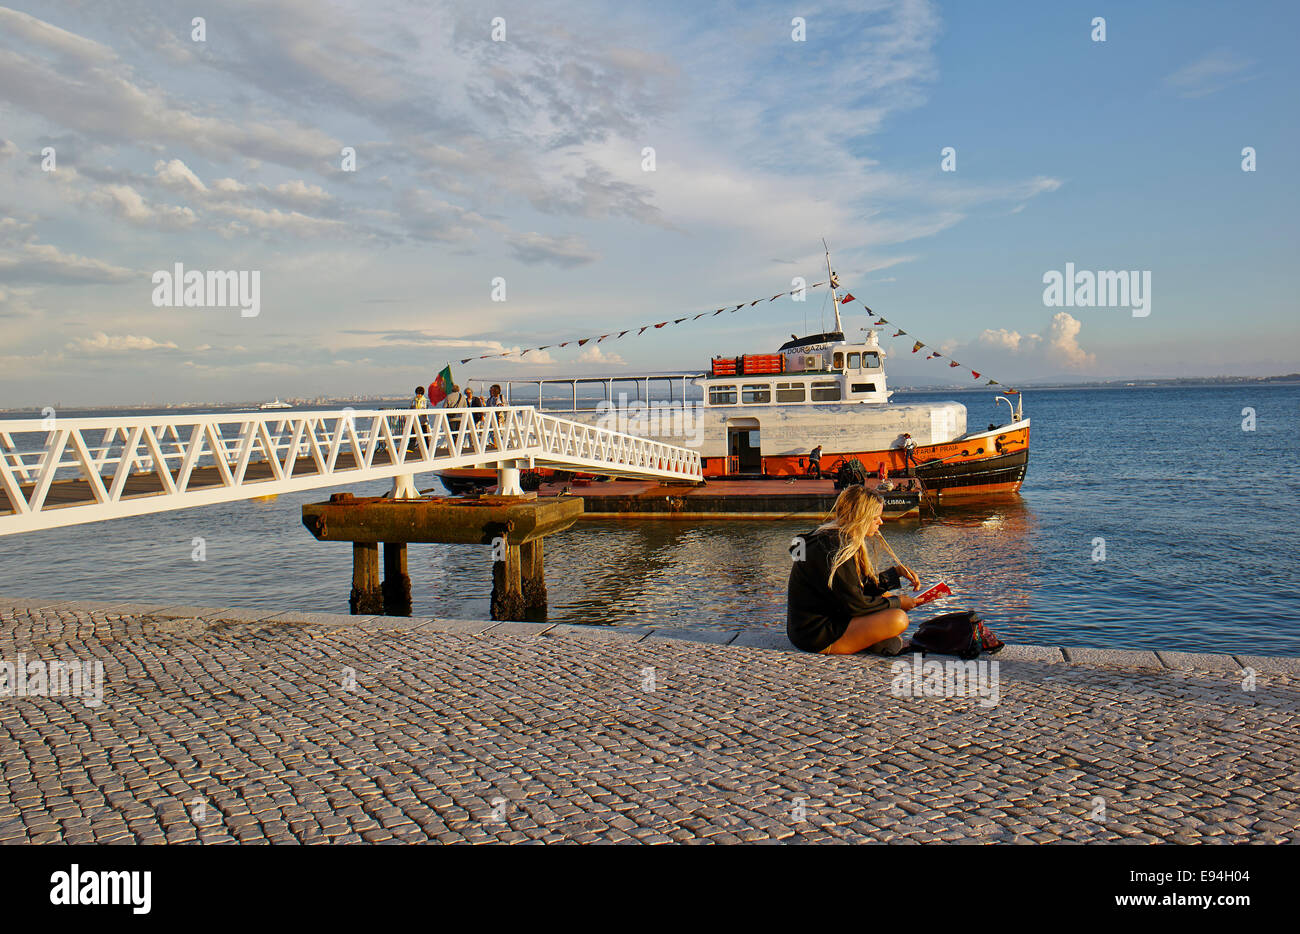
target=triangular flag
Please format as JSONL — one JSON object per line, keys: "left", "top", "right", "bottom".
{"left": 559, "top": 341, "right": 570, "bottom": 347}
{"left": 693, "top": 313, "right": 705, "bottom": 320}
{"left": 674, "top": 317, "right": 688, "bottom": 324}
{"left": 811, "top": 281, "right": 825, "bottom": 288}
{"left": 654, "top": 321, "right": 668, "bottom": 328}
{"left": 459, "top": 357, "right": 472, "bottom": 365}
{"left": 712, "top": 310, "right": 723, "bottom": 316}
{"left": 873, "top": 318, "right": 888, "bottom": 326}
{"left": 840, "top": 293, "right": 855, "bottom": 304}
{"left": 893, "top": 329, "right": 906, "bottom": 337}
{"left": 770, "top": 294, "right": 783, "bottom": 301}
{"left": 732, "top": 304, "right": 744, "bottom": 311}
{"left": 987, "top": 379, "right": 999, "bottom": 385}
{"left": 520, "top": 348, "right": 532, "bottom": 355}
{"left": 638, "top": 327, "right": 649, "bottom": 335}
{"left": 750, "top": 300, "right": 761, "bottom": 306}
{"left": 618, "top": 330, "right": 629, "bottom": 338}
{"left": 949, "top": 361, "right": 960, "bottom": 368}
{"left": 971, "top": 371, "right": 981, "bottom": 380}
{"left": 912, "top": 341, "right": 925, "bottom": 353}
{"left": 578, "top": 338, "right": 589, "bottom": 346}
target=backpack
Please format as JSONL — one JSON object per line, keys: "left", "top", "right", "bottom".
{"left": 904, "top": 609, "right": 1004, "bottom": 660}
{"left": 834, "top": 457, "right": 869, "bottom": 490}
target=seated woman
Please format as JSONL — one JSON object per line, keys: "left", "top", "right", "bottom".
{"left": 787, "top": 485, "right": 920, "bottom": 655}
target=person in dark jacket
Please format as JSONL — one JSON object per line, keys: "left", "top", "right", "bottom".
{"left": 787, "top": 485, "right": 920, "bottom": 654}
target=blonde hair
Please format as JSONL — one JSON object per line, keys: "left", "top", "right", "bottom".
{"left": 817, "top": 485, "right": 888, "bottom": 587}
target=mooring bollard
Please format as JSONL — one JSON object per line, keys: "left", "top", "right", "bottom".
{"left": 304, "top": 493, "right": 583, "bottom": 621}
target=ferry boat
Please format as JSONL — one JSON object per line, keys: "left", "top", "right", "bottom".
{"left": 259, "top": 398, "right": 292, "bottom": 410}
{"left": 437, "top": 272, "right": 1030, "bottom": 505}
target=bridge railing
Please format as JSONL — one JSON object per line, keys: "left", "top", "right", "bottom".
{"left": 0, "top": 407, "right": 702, "bottom": 535}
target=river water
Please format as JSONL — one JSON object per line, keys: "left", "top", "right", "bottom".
{"left": 2, "top": 385, "right": 1297, "bottom": 655}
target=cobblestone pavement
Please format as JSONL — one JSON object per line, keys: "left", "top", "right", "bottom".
{"left": 1, "top": 599, "right": 1298, "bottom": 844}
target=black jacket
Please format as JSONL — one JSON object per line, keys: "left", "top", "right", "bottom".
{"left": 787, "top": 527, "right": 902, "bottom": 652}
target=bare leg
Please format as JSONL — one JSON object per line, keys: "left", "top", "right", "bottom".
{"left": 821, "top": 608, "right": 908, "bottom": 655}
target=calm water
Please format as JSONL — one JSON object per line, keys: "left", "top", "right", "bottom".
{"left": 2, "top": 386, "right": 1298, "bottom": 655}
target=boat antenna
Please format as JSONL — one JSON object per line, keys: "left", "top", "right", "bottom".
{"left": 823, "top": 238, "right": 842, "bottom": 335}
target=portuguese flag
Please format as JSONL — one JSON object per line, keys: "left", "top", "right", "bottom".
{"left": 428, "top": 365, "right": 454, "bottom": 405}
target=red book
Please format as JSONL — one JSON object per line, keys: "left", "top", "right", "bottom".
{"left": 912, "top": 582, "right": 952, "bottom": 606}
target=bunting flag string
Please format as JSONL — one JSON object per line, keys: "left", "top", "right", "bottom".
{"left": 842, "top": 291, "right": 1018, "bottom": 393}
{"left": 456, "top": 280, "right": 830, "bottom": 364}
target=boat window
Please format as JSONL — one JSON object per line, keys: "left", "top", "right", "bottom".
{"left": 851, "top": 382, "right": 877, "bottom": 394}
{"left": 776, "top": 382, "right": 806, "bottom": 402}
{"left": 848, "top": 352, "right": 860, "bottom": 369}
{"left": 741, "top": 384, "right": 771, "bottom": 404}
{"left": 708, "top": 385, "right": 738, "bottom": 406}
{"left": 862, "top": 352, "right": 881, "bottom": 369}
{"left": 811, "top": 381, "right": 842, "bottom": 402}
{"left": 833, "top": 352, "right": 843, "bottom": 368}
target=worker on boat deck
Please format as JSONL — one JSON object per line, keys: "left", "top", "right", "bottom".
{"left": 809, "top": 444, "right": 823, "bottom": 478}
{"left": 787, "top": 486, "right": 921, "bottom": 656}
{"left": 901, "top": 433, "right": 917, "bottom": 475}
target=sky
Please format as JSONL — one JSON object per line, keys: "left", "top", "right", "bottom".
{"left": 1, "top": 0, "right": 1297, "bottom": 407}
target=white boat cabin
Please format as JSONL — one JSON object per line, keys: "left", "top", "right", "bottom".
{"left": 702, "top": 329, "right": 891, "bottom": 409}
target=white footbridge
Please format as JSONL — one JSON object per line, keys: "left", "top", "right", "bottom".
{"left": 0, "top": 407, "right": 703, "bottom": 536}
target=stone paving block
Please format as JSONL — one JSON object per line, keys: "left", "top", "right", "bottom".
{"left": 996, "top": 644, "right": 1065, "bottom": 663}
{"left": 3, "top": 597, "right": 83, "bottom": 611}
{"left": 411, "top": 618, "right": 497, "bottom": 635}
{"left": 1233, "top": 655, "right": 1300, "bottom": 676}
{"left": 1156, "top": 651, "right": 1242, "bottom": 672}
{"left": 152, "top": 605, "right": 233, "bottom": 619}
{"left": 358, "top": 616, "right": 436, "bottom": 630}
{"left": 645, "top": 629, "right": 739, "bottom": 646}
{"left": 1062, "top": 647, "right": 1164, "bottom": 669}
{"left": 484, "top": 621, "right": 556, "bottom": 637}
{"left": 104, "top": 603, "right": 171, "bottom": 615}
{"left": 42, "top": 600, "right": 130, "bottom": 613}
{"left": 545, "top": 624, "right": 652, "bottom": 643}
{"left": 731, "top": 630, "right": 797, "bottom": 651}
{"left": 265, "top": 610, "right": 373, "bottom": 626}
{"left": 197, "top": 607, "right": 283, "bottom": 622}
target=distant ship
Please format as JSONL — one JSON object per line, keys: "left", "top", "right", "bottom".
{"left": 258, "top": 398, "right": 292, "bottom": 410}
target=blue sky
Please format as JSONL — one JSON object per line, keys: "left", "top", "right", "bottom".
{"left": 1, "top": 0, "right": 1296, "bottom": 406}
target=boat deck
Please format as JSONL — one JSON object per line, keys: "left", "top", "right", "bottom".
{"left": 527, "top": 476, "right": 921, "bottom": 520}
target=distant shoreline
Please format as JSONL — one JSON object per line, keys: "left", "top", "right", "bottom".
{"left": 3, "top": 375, "right": 1298, "bottom": 414}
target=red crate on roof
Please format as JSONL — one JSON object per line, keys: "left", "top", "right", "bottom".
{"left": 741, "top": 354, "right": 784, "bottom": 374}
{"left": 711, "top": 357, "right": 738, "bottom": 375}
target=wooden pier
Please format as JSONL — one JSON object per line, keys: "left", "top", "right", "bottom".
{"left": 301, "top": 493, "right": 584, "bottom": 621}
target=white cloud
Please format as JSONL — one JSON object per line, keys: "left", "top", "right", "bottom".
{"left": 1165, "top": 50, "right": 1258, "bottom": 99}
{"left": 153, "top": 158, "right": 207, "bottom": 193}
{"left": 578, "top": 345, "right": 624, "bottom": 365}
{"left": 83, "top": 183, "right": 197, "bottom": 229}
{"left": 68, "top": 331, "right": 180, "bottom": 352}
{"left": 972, "top": 312, "right": 1095, "bottom": 371}
{"left": 0, "top": 242, "right": 134, "bottom": 284}
{"left": 506, "top": 231, "right": 599, "bottom": 267}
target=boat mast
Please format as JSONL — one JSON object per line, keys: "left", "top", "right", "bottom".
{"left": 823, "top": 238, "right": 842, "bottom": 335}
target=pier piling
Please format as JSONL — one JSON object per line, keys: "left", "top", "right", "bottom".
{"left": 305, "top": 493, "right": 583, "bottom": 622}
